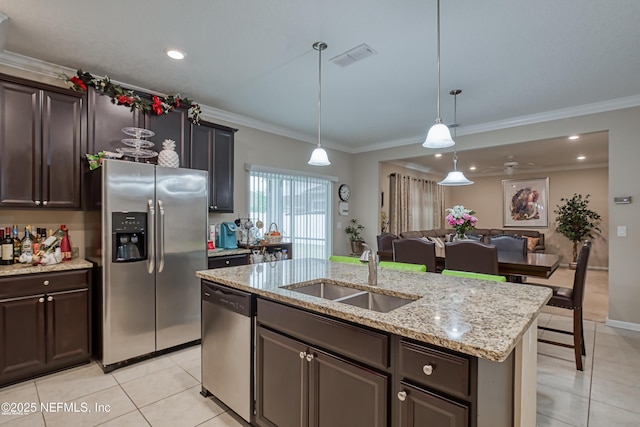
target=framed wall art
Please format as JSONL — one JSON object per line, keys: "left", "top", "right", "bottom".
{"left": 502, "top": 177, "right": 549, "bottom": 227}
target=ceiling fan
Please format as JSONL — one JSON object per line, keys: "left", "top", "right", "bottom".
{"left": 480, "top": 156, "right": 537, "bottom": 175}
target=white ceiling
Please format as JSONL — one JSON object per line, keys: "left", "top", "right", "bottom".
{"left": 0, "top": 0, "right": 636, "bottom": 171}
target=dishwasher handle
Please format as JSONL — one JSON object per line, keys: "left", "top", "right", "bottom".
{"left": 202, "top": 281, "right": 254, "bottom": 317}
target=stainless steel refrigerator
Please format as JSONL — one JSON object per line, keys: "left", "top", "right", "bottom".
{"left": 87, "top": 159, "right": 208, "bottom": 371}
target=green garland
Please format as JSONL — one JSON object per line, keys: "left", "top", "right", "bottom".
{"left": 62, "top": 69, "right": 201, "bottom": 124}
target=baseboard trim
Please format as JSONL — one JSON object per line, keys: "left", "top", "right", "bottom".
{"left": 557, "top": 263, "right": 608, "bottom": 271}
{"left": 605, "top": 318, "right": 640, "bottom": 332}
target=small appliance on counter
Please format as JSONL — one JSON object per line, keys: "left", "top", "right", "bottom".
{"left": 218, "top": 222, "right": 238, "bottom": 249}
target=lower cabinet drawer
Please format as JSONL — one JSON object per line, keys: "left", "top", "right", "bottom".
{"left": 398, "top": 381, "right": 469, "bottom": 427}
{"left": 0, "top": 270, "right": 89, "bottom": 299}
{"left": 208, "top": 254, "right": 247, "bottom": 269}
{"left": 399, "top": 339, "right": 471, "bottom": 400}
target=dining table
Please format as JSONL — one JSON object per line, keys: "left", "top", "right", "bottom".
{"left": 434, "top": 247, "right": 561, "bottom": 279}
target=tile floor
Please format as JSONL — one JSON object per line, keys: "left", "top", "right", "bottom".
{"left": 1, "top": 314, "right": 639, "bottom": 426}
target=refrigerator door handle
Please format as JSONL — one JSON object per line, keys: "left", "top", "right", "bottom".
{"left": 147, "top": 199, "right": 155, "bottom": 274}
{"left": 158, "top": 199, "right": 165, "bottom": 273}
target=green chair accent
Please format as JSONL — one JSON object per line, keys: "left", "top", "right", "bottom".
{"left": 441, "top": 269, "right": 507, "bottom": 282}
{"left": 329, "top": 255, "right": 364, "bottom": 264}
{"left": 379, "top": 261, "right": 427, "bottom": 272}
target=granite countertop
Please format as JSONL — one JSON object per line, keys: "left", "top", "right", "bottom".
{"left": 196, "top": 258, "right": 552, "bottom": 362}
{"left": 208, "top": 248, "right": 251, "bottom": 257}
{"left": 0, "top": 258, "right": 94, "bottom": 277}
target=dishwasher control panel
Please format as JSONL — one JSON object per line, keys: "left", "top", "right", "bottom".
{"left": 201, "top": 281, "right": 254, "bottom": 317}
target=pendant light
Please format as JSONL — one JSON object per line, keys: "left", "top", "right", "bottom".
{"left": 423, "top": 0, "right": 454, "bottom": 149}
{"left": 308, "top": 42, "right": 331, "bottom": 166}
{"left": 438, "top": 89, "right": 473, "bottom": 186}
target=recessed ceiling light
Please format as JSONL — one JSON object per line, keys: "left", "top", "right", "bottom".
{"left": 166, "top": 49, "right": 186, "bottom": 60}
{"left": 577, "top": 155, "right": 586, "bottom": 160}
{"left": 469, "top": 166, "right": 476, "bottom": 170}
{"left": 434, "top": 153, "right": 442, "bottom": 158}
{"left": 568, "top": 135, "right": 580, "bottom": 140}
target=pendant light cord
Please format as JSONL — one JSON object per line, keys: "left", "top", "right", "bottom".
{"left": 316, "top": 42, "right": 325, "bottom": 148}
{"left": 435, "top": 0, "right": 442, "bottom": 123}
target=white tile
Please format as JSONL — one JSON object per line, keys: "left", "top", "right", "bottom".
{"left": 112, "top": 356, "right": 177, "bottom": 385}
{"left": 35, "top": 363, "right": 118, "bottom": 403}
{"left": 590, "top": 374, "right": 640, "bottom": 415}
{"left": 535, "top": 413, "right": 575, "bottom": 427}
{"left": 591, "top": 357, "right": 640, "bottom": 388}
{"left": 197, "top": 412, "right": 250, "bottom": 427}
{"left": 140, "top": 386, "right": 225, "bottom": 427}
{"left": 1, "top": 412, "right": 45, "bottom": 427}
{"left": 42, "top": 385, "right": 136, "bottom": 427}
{"left": 593, "top": 330, "right": 640, "bottom": 353}
{"left": 96, "top": 410, "right": 150, "bottom": 427}
{"left": 180, "top": 358, "right": 201, "bottom": 382}
{"left": 168, "top": 345, "right": 201, "bottom": 367}
{"left": 593, "top": 340, "right": 640, "bottom": 368}
{"left": 536, "top": 354, "right": 591, "bottom": 398}
{"left": 536, "top": 383, "right": 589, "bottom": 427}
{"left": 0, "top": 381, "right": 39, "bottom": 426}
{"left": 120, "top": 365, "right": 199, "bottom": 408}
{"left": 537, "top": 341, "right": 592, "bottom": 372}
{"left": 596, "top": 322, "right": 640, "bottom": 337}
{"left": 588, "top": 400, "right": 640, "bottom": 427}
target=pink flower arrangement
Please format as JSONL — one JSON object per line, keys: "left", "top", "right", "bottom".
{"left": 445, "top": 205, "right": 478, "bottom": 238}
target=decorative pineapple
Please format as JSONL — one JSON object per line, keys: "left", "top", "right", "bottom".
{"left": 157, "top": 139, "right": 179, "bottom": 168}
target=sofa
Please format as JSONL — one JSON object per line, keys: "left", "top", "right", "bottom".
{"left": 377, "top": 228, "right": 545, "bottom": 261}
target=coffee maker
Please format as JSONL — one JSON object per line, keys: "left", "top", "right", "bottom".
{"left": 217, "top": 222, "right": 238, "bottom": 249}
{"left": 112, "top": 212, "right": 147, "bottom": 262}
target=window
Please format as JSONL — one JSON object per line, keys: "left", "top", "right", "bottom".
{"left": 249, "top": 169, "right": 332, "bottom": 259}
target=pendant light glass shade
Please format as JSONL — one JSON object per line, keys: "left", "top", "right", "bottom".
{"left": 308, "top": 41, "right": 331, "bottom": 166}
{"left": 438, "top": 89, "right": 473, "bottom": 186}
{"left": 308, "top": 147, "right": 330, "bottom": 166}
{"left": 423, "top": 0, "right": 454, "bottom": 149}
{"left": 423, "top": 122, "right": 454, "bottom": 148}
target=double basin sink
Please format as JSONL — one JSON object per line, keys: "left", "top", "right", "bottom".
{"left": 282, "top": 280, "right": 416, "bottom": 313}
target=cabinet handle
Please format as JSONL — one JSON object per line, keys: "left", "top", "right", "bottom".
{"left": 34, "top": 200, "right": 41, "bottom": 206}
{"left": 42, "top": 201, "right": 48, "bottom": 206}
{"left": 423, "top": 364, "right": 434, "bottom": 376}
{"left": 38, "top": 297, "right": 44, "bottom": 303}
{"left": 47, "top": 296, "right": 53, "bottom": 302}
{"left": 43, "top": 280, "right": 49, "bottom": 286}
{"left": 305, "top": 353, "right": 314, "bottom": 362}
{"left": 225, "top": 260, "right": 230, "bottom": 265}
{"left": 214, "top": 205, "right": 218, "bottom": 209}
{"left": 299, "top": 351, "right": 307, "bottom": 359}
{"left": 210, "top": 206, "right": 214, "bottom": 210}
{"left": 397, "top": 391, "right": 407, "bottom": 402}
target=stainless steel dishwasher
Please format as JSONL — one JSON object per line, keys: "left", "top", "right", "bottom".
{"left": 201, "top": 281, "right": 255, "bottom": 423}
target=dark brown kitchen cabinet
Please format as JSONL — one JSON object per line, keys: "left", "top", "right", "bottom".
{"left": 397, "top": 381, "right": 469, "bottom": 427}
{"left": 0, "top": 269, "right": 91, "bottom": 386}
{"left": 190, "top": 121, "right": 237, "bottom": 212}
{"left": 256, "top": 325, "right": 388, "bottom": 427}
{"left": 143, "top": 107, "right": 191, "bottom": 167}
{"left": 207, "top": 254, "right": 248, "bottom": 269}
{"left": 87, "top": 87, "right": 141, "bottom": 154}
{"left": 0, "top": 78, "right": 83, "bottom": 208}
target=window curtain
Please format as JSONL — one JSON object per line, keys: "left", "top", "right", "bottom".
{"left": 389, "top": 173, "right": 444, "bottom": 235}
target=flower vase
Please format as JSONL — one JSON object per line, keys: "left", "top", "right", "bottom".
{"left": 452, "top": 233, "right": 467, "bottom": 241}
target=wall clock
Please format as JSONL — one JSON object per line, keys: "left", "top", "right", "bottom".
{"left": 338, "top": 184, "right": 351, "bottom": 201}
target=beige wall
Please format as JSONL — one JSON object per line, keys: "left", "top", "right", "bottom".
{"left": 354, "top": 107, "right": 640, "bottom": 327}
{"left": 448, "top": 168, "right": 609, "bottom": 268}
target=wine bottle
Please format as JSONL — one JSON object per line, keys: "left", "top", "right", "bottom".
{"left": 12, "top": 225, "right": 21, "bottom": 262}
{"left": 60, "top": 224, "right": 72, "bottom": 261}
{"left": 38, "top": 228, "right": 65, "bottom": 254}
{"left": 21, "top": 225, "right": 33, "bottom": 257}
{"left": 0, "top": 228, "right": 13, "bottom": 265}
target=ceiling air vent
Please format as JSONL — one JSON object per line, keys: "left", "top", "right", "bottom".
{"left": 329, "top": 43, "right": 377, "bottom": 67}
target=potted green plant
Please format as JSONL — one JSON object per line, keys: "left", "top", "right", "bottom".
{"left": 554, "top": 193, "right": 601, "bottom": 266}
{"left": 345, "top": 218, "right": 365, "bottom": 254}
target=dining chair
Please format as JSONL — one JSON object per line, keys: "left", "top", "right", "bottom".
{"left": 379, "top": 261, "right": 427, "bottom": 272}
{"left": 444, "top": 241, "right": 500, "bottom": 275}
{"left": 376, "top": 232, "right": 397, "bottom": 261}
{"left": 527, "top": 240, "right": 592, "bottom": 371}
{"left": 487, "top": 234, "right": 527, "bottom": 256}
{"left": 441, "top": 269, "right": 506, "bottom": 282}
{"left": 329, "top": 255, "right": 364, "bottom": 264}
{"left": 392, "top": 238, "right": 437, "bottom": 272}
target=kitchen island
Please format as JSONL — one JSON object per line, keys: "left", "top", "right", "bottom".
{"left": 196, "top": 258, "right": 551, "bottom": 427}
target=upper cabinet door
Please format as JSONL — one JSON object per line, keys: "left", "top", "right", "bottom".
{"left": 0, "top": 81, "right": 41, "bottom": 207}
{"left": 87, "top": 88, "right": 141, "bottom": 154}
{"left": 144, "top": 107, "right": 190, "bottom": 168}
{"left": 41, "top": 90, "right": 83, "bottom": 208}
